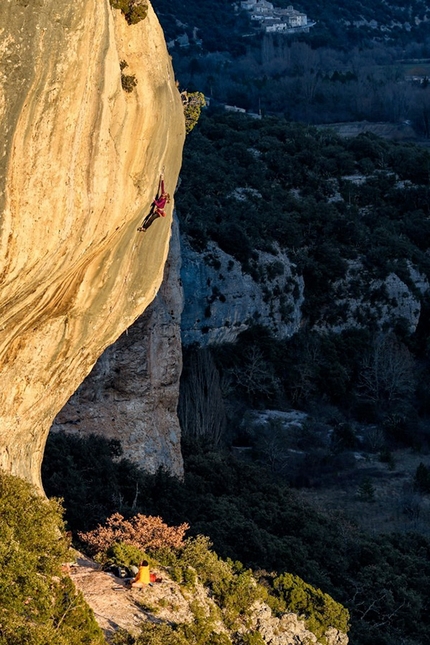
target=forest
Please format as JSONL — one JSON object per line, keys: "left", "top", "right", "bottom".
{"left": 41, "top": 432, "right": 430, "bottom": 645}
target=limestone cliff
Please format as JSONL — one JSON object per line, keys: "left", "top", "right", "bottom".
{"left": 0, "top": 0, "right": 185, "bottom": 489}
{"left": 52, "top": 218, "right": 184, "bottom": 477}
{"left": 181, "top": 238, "right": 304, "bottom": 346}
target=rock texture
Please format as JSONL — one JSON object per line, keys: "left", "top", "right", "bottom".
{"left": 181, "top": 238, "right": 304, "bottom": 346}
{"left": 0, "top": 0, "right": 185, "bottom": 489}
{"left": 250, "top": 601, "right": 348, "bottom": 645}
{"left": 52, "top": 218, "right": 184, "bottom": 478}
{"left": 316, "top": 260, "right": 428, "bottom": 333}
{"left": 179, "top": 238, "right": 429, "bottom": 346}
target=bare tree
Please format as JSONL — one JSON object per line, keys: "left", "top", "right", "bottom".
{"left": 229, "top": 346, "right": 280, "bottom": 400}
{"left": 178, "top": 348, "right": 226, "bottom": 447}
{"left": 289, "top": 337, "right": 320, "bottom": 406}
{"left": 357, "top": 333, "right": 415, "bottom": 407}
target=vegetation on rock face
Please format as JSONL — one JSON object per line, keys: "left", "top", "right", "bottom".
{"left": 110, "top": 0, "right": 148, "bottom": 25}
{"left": 120, "top": 60, "right": 138, "bottom": 93}
{"left": 0, "top": 471, "right": 104, "bottom": 645}
{"left": 273, "top": 573, "right": 350, "bottom": 643}
{"left": 182, "top": 91, "right": 207, "bottom": 134}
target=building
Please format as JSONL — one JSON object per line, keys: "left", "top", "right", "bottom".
{"left": 240, "top": 1, "right": 314, "bottom": 33}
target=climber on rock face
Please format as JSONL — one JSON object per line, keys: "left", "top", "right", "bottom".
{"left": 137, "top": 174, "right": 170, "bottom": 232}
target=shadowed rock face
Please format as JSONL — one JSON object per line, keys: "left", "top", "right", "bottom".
{"left": 53, "top": 218, "right": 184, "bottom": 478}
{"left": 0, "top": 0, "right": 185, "bottom": 489}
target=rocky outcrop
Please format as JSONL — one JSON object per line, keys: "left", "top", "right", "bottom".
{"left": 250, "top": 601, "right": 348, "bottom": 645}
{"left": 0, "top": 0, "right": 185, "bottom": 489}
{"left": 52, "top": 218, "right": 184, "bottom": 478}
{"left": 180, "top": 238, "right": 304, "bottom": 346}
{"left": 316, "top": 260, "right": 428, "bottom": 333}
{"left": 180, "top": 236, "right": 427, "bottom": 346}
{"left": 72, "top": 556, "right": 348, "bottom": 645}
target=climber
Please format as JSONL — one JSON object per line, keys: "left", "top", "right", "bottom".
{"left": 130, "top": 560, "right": 151, "bottom": 588}
{"left": 137, "top": 174, "right": 171, "bottom": 232}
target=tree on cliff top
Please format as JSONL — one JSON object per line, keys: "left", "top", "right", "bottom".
{"left": 110, "top": 0, "right": 148, "bottom": 25}
{"left": 183, "top": 91, "right": 207, "bottom": 134}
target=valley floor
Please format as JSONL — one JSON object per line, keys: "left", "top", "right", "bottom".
{"left": 296, "top": 449, "right": 430, "bottom": 536}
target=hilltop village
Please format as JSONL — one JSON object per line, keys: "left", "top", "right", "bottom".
{"left": 240, "top": 0, "right": 315, "bottom": 33}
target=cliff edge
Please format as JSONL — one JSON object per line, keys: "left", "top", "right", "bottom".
{"left": 0, "top": 0, "right": 185, "bottom": 488}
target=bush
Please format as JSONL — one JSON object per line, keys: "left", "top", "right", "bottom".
{"left": 120, "top": 60, "right": 138, "bottom": 93}
{"left": 78, "top": 512, "right": 189, "bottom": 556}
{"left": 0, "top": 472, "right": 104, "bottom": 645}
{"left": 103, "top": 541, "right": 148, "bottom": 570}
{"left": 111, "top": 604, "right": 232, "bottom": 645}
{"left": 183, "top": 92, "right": 206, "bottom": 134}
{"left": 110, "top": 0, "right": 148, "bottom": 25}
{"left": 150, "top": 535, "right": 263, "bottom": 630}
{"left": 273, "top": 572, "right": 350, "bottom": 643}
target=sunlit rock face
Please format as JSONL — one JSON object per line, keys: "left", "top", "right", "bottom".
{"left": 0, "top": 0, "right": 185, "bottom": 489}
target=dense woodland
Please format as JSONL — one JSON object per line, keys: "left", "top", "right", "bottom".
{"left": 175, "top": 110, "right": 430, "bottom": 471}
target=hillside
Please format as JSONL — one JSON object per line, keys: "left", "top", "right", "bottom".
{"left": 71, "top": 552, "right": 348, "bottom": 645}
{"left": 177, "top": 111, "right": 430, "bottom": 331}
{"left": 42, "top": 433, "right": 430, "bottom": 645}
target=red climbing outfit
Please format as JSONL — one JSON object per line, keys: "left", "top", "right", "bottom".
{"left": 137, "top": 175, "right": 170, "bottom": 232}
{"left": 153, "top": 178, "right": 169, "bottom": 216}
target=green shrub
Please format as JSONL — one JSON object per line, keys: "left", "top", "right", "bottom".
{"left": 273, "top": 573, "right": 350, "bottom": 643}
{"left": 183, "top": 92, "right": 206, "bottom": 134}
{"left": 110, "top": 0, "right": 148, "bottom": 25}
{"left": 155, "top": 535, "right": 263, "bottom": 630}
{"left": 0, "top": 471, "right": 104, "bottom": 645}
{"left": 111, "top": 603, "right": 231, "bottom": 645}
{"left": 103, "top": 541, "right": 148, "bottom": 569}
